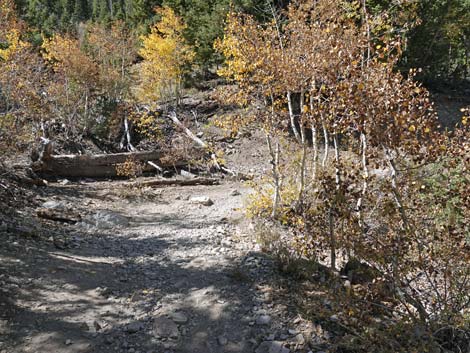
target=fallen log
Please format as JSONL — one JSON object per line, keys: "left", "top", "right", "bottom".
{"left": 130, "top": 177, "right": 220, "bottom": 187}
{"left": 168, "top": 111, "right": 236, "bottom": 176}
{"left": 31, "top": 142, "right": 198, "bottom": 178}
{"left": 37, "top": 208, "right": 81, "bottom": 224}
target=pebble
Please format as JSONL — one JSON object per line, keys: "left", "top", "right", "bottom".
{"left": 330, "top": 314, "right": 339, "bottom": 321}
{"left": 190, "top": 196, "right": 214, "bottom": 206}
{"left": 154, "top": 317, "right": 179, "bottom": 339}
{"left": 170, "top": 312, "right": 188, "bottom": 324}
{"left": 266, "top": 333, "right": 275, "bottom": 341}
{"left": 217, "top": 335, "right": 228, "bottom": 346}
{"left": 126, "top": 322, "right": 143, "bottom": 334}
{"left": 255, "top": 341, "right": 290, "bottom": 353}
{"left": 256, "top": 315, "right": 272, "bottom": 326}
{"left": 294, "top": 333, "right": 305, "bottom": 345}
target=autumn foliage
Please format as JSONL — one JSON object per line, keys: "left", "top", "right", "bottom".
{"left": 136, "top": 6, "right": 195, "bottom": 106}
{"left": 217, "top": 0, "right": 469, "bottom": 349}
{"left": 0, "top": 2, "right": 201, "bottom": 160}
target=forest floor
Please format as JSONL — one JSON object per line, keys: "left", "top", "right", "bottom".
{"left": 0, "top": 128, "right": 320, "bottom": 353}
{"left": 1, "top": 85, "right": 468, "bottom": 353}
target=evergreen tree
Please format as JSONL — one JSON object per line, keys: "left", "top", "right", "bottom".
{"left": 71, "top": 0, "right": 88, "bottom": 23}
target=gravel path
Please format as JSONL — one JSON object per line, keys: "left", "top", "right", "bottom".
{"left": 0, "top": 181, "right": 308, "bottom": 353}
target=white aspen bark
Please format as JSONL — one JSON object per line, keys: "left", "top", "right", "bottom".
{"left": 168, "top": 111, "right": 225, "bottom": 172}
{"left": 84, "top": 91, "right": 89, "bottom": 121}
{"left": 383, "top": 147, "right": 407, "bottom": 226}
{"left": 356, "top": 132, "right": 369, "bottom": 226}
{"left": 321, "top": 115, "right": 329, "bottom": 167}
{"left": 327, "top": 133, "right": 341, "bottom": 272}
{"left": 310, "top": 86, "right": 318, "bottom": 182}
{"left": 362, "top": 0, "right": 371, "bottom": 65}
{"left": 333, "top": 133, "right": 340, "bottom": 189}
{"left": 124, "top": 116, "right": 135, "bottom": 151}
{"left": 147, "top": 161, "right": 163, "bottom": 172}
{"left": 169, "top": 111, "right": 207, "bottom": 148}
{"left": 287, "top": 91, "right": 301, "bottom": 142}
{"left": 383, "top": 146, "right": 410, "bottom": 286}
{"left": 311, "top": 124, "right": 318, "bottom": 181}
{"left": 298, "top": 90, "right": 307, "bottom": 201}
{"left": 270, "top": 3, "right": 284, "bottom": 52}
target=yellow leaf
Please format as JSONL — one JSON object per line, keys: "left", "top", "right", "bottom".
{"left": 408, "top": 125, "right": 416, "bottom": 132}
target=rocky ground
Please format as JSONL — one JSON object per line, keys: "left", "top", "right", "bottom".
{"left": 0, "top": 178, "right": 326, "bottom": 353}
{"left": 2, "top": 85, "right": 466, "bottom": 353}
{"left": 0, "top": 124, "right": 330, "bottom": 353}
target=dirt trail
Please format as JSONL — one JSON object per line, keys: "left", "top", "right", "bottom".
{"left": 0, "top": 180, "right": 301, "bottom": 353}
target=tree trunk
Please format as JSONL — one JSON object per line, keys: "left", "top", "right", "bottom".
{"left": 32, "top": 148, "right": 192, "bottom": 178}
{"left": 287, "top": 91, "right": 301, "bottom": 142}
{"left": 321, "top": 117, "right": 329, "bottom": 167}
{"left": 266, "top": 133, "right": 281, "bottom": 218}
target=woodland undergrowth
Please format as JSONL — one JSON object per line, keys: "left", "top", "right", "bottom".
{"left": 215, "top": 1, "right": 470, "bottom": 351}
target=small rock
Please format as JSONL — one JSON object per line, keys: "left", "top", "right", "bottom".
{"left": 65, "top": 339, "right": 73, "bottom": 345}
{"left": 42, "top": 200, "right": 68, "bottom": 209}
{"left": 126, "top": 322, "right": 143, "bottom": 334}
{"left": 266, "top": 334, "right": 275, "bottom": 341}
{"left": 190, "top": 196, "right": 214, "bottom": 206}
{"left": 230, "top": 189, "right": 241, "bottom": 196}
{"left": 82, "top": 210, "right": 129, "bottom": 229}
{"left": 330, "top": 315, "right": 339, "bottom": 322}
{"left": 93, "top": 320, "right": 102, "bottom": 331}
{"left": 217, "top": 336, "right": 228, "bottom": 346}
{"left": 170, "top": 312, "right": 188, "bottom": 324}
{"left": 294, "top": 333, "right": 305, "bottom": 345}
{"left": 255, "top": 341, "right": 290, "bottom": 353}
{"left": 288, "top": 329, "right": 298, "bottom": 335}
{"left": 154, "top": 317, "right": 179, "bottom": 339}
{"left": 256, "top": 315, "right": 272, "bottom": 326}
{"left": 79, "top": 322, "right": 89, "bottom": 331}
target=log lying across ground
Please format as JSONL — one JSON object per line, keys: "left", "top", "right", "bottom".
{"left": 130, "top": 177, "right": 220, "bottom": 188}
{"left": 32, "top": 147, "right": 193, "bottom": 178}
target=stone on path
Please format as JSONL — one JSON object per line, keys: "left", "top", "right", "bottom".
{"left": 256, "top": 315, "right": 272, "bottom": 326}
{"left": 170, "top": 311, "right": 188, "bottom": 324}
{"left": 125, "top": 322, "right": 143, "bottom": 334}
{"left": 255, "top": 341, "right": 290, "bottom": 353}
{"left": 82, "top": 210, "right": 129, "bottom": 229}
{"left": 154, "top": 317, "right": 179, "bottom": 339}
{"left": 190, "top": 196, "right": 214, "bottom": 206}
{"left": 217, "top": 335, "right": 228, "bottom": 346}
{"left": 42, "top": 200, "right": 68, "bottom": 209}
